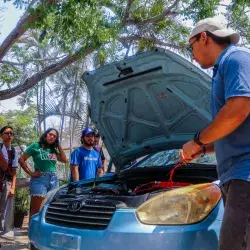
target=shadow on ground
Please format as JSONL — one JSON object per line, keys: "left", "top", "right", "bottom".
{"left": 0, "top": 216, "right": 29, "bottom": 250}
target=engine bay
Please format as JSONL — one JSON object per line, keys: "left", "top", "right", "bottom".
{"left": 56, "top": 163, "right": 218, "bottom": 209}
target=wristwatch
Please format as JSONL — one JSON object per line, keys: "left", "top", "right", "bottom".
{"left": 193, "top": 132, "right": 204, "bottom": 147}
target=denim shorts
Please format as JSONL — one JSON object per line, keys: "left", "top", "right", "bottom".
{"left": 30, "top": 172, "right": 59, "bottom": 197}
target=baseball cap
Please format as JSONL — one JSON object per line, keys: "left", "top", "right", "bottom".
{"left": 188, "top": 17, "right": 240, "bottom": 44}
{"left": 82, "top": 127, "right": 95, "bottom": 136}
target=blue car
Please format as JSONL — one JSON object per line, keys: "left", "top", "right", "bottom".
{"left": 29, "top": 48, "right": 223, "bottom": 250}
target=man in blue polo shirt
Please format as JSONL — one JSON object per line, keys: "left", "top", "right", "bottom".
{"left": 180, "top": 18, "right": 250, "bottom": 250}
{"left": 70, "top": 128, "right": 103, "bottom": 181}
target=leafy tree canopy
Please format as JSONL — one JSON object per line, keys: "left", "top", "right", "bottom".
{"left": 0, "top": 105, "right": 38, "bottom": 147}
{"left": 0, "top": 0, "right": 249, "bottom": 100}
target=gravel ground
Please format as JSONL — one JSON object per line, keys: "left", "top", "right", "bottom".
{"left": 0, "top": 217, "right": 29, "bottom": 250}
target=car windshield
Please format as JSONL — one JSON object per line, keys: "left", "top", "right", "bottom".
{"left": 131, "top": 149, "right": 217, "bottom": 168}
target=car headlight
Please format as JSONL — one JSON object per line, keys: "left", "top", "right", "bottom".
{"left": 39, "top": 186, "right": 62, "bottom": 212}
{"left": 136, "top": 183, "right": 221, "bottom": 225}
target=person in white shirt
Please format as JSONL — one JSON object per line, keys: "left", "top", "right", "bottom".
{"left": 0, "top": 126, "right": 18, "bottom": 235}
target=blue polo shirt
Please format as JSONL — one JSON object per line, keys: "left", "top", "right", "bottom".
{"left": 211, "top": 44, "right": 250, "bottom": 185}
{"left": 70, "top": 147, "right": 102, "bottom": 181}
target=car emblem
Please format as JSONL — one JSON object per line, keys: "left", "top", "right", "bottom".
{"left": 67, "top": 200, "right": 82, "bottom": 212}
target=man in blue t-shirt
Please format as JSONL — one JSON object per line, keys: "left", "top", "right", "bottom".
{"left": 180, "top": 18, "right": 250, "bottom": 250}
{"left": 70, "top": 128, "right": 103, "bottom": 181}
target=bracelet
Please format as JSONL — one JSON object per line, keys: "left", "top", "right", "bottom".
{"left": 193, "top": 132, "right": 205, "bottom": 147}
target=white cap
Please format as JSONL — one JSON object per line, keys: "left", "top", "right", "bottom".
{"left": 189, "top": 17, "right": 240, "bottom": 44}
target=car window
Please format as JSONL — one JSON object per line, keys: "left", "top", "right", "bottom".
{"left": 132, "top": 149, "right": 217, "bottom": 168}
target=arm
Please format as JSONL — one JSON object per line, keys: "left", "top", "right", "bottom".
{"left": 56, "top": 144, "right": 67, "bottom": 163}
{"left": 9, "top": 149, "right": 19, "bottom": 196}
{"left": 199, "top": 52, "right": 250, "bottom": 143}
{"left": 181, "top": 98, "right": 249, "bottom": 161}
{"left": 102, "top": 159, "right": 107, "bottom": 173}
{"left": 97, "top": 155, "right": 103, "bottom": 177}
{"left": 98, "top": 168, "right": 103, "bottom": 177}
{"left": 70, "top": 164, "right": 79, "bottom": 181}
{"left": 18, "top": 153, "right": 42, "bottom": 177}
{"left": 100, "top": 149, "right": 107, "bottom": 172}
{"left": 9, "top": 168, "right": 17, "bottom": 197}
{"left": 69, "top": 149, "right": 80, "bottom": 181}
{"left": 199, "top": 97, "right": 250, "bottom": 144}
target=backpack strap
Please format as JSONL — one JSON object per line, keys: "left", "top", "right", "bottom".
{"left": 10, "top": 145, "right": 15, "bottom": 162}
{"left": 0, "top": 143, "right": 15, "bottom": 179}
{"left": 0, "top": 143, "right": 15, "bottom": 164}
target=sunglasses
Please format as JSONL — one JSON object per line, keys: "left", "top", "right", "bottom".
{"left": 48, "top": 133, "right": 57, "bottom": 138}
{"left": 186, "top": 38, "right": 198, "bottom": 54}
{"left": 2, "top": 132, "right": 14, "bottom": 136}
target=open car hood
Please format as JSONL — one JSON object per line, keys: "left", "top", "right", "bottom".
{"left": 83, "top": 48, "right": 212, "bottom": 172}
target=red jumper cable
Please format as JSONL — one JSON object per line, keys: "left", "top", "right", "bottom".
{"left": 132, "top": 161, "right": 188, "bottom": 195}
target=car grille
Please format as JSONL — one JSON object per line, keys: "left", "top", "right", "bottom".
{"left": 45, "top": 199, "right": 116, "bottom": 230}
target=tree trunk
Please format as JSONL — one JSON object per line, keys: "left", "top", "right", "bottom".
{"left": 59, "top": 92, "right": 68, "bottom": 143}
{"left": 0, "top": 47, "right": 95, "bottom": 100}
{"left": 36, "top": 83, "right": 41, "bottom": 135}
{"left": 0, "top": 0, "right": 58, "bottom": 61}
{"left": 69, "top": 69, "right": 78, "bottom": 154}
{"left": 42, "top": 80, "right": 46, "bottom": 131}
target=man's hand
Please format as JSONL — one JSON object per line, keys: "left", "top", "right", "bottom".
{"left": 8, "top": 187, "right": 15, "bottom": 197}
{"left": 180, "top": 140, "right": 202, "bottom": 162}
{"left": 31, "top": 170, "right": 43, "bottom": 178}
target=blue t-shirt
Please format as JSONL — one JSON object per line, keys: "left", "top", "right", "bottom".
{"left": 70, "top": 147, "right": 102, "bottom": 181}
{"left": 211, "top": 44, "right": 250, "bottom": 185}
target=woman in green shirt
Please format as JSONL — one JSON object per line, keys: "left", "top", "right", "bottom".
{"left": 18, "top": 128, "right": 67, "bottom": 219}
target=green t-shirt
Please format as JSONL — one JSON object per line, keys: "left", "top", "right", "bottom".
{"left": 25, "top": 142, "right": 58, "bottom": 172}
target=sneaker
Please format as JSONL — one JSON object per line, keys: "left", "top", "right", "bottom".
{"left": 1, "top": 230, "right": 14, "bottom": 240}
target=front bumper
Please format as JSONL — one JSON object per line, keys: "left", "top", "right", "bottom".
{"left": 29, "top": 201, "right": 223, "bottom": 250}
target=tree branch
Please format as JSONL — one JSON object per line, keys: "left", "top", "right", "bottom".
{"left": 23, "top": 0, "right": 40, "bottom": 18}
{"left": 0, "top": 15, "right": 38, "bottom": 61}
{"left": 119, "top": 36, "right": 185, "bottom": 50}
{"left": 0, "top": 0, "right": 57, "bottom": 61}
{"left": 0, "top": 47, "right": 94, "bottom": 100}
{"left": 123, "top": 0, "right": 135, "bottom": 26}
{"left": 1, "top": 55, "right": 67, "bottom": 66}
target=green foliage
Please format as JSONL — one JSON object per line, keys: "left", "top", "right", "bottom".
{"left": 183, "top": 0, "right": 221, "bottom": 22}
{"left": 17, "top": 87, "right": 38, "bottom": 107}
{"left": 0, "top": 64, "right": 21, "bottom": 88}
{"left": 95, "top": 48, "right": 108, "bottom": 66}
{"left": 0, "top": 106, "right": 38, "bottom": 146}
{"left": 14, "top": 187, "right": 30, "bottom": 213}
{"left": 230, "top": 0, "right": 250, "bottom": 45}
{"left": 4, "top": 0, "right": 98, "bottom": 9}
{"left": 27, "top": 0, "right": 118, "bottom": 53}
{"left": 150, "top": 0, "right": 165, "bottom": 16}
{"left": 4, "top": 0, "right": 250, "bottom": 58}
{"left": 2, "top": 0, "right": 250, "bottom": 99}
{"left": 137, "top": 39, "right": 155, "bottom": 52}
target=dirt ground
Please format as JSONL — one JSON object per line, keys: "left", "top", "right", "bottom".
{"left": 0, "top": 216, "right": 30, "bottom": 250}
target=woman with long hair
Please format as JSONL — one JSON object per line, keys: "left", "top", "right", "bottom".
{"left": 18, "top": 128, "right": 67, "bottom": 219}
